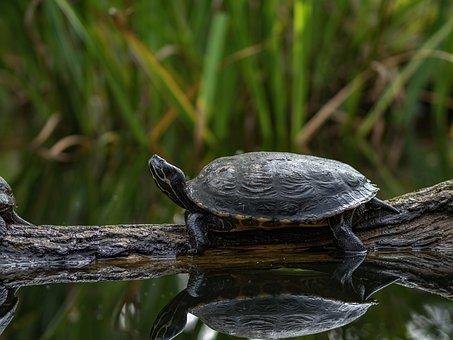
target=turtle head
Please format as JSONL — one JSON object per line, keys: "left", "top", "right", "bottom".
{"left": 0, "top": 177, "right": 15, "bottom": 209}
{"left": 148, "top": 155, "right": 194, "bottom": 210}
{"left": 150, "top": 290, "right": 191, "bottom": 340}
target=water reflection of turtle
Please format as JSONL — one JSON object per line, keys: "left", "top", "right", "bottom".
{"left": 149, "top": 152, "right": 399, "bottom": 254}
{"left": 0, "top": 286, "right": 18, "bottom": 335}
{"left": 0, "top": 176, "right": 32, "bottom": 235}
{"left": 150, "top": 260, "right": 395, "bottom": 339}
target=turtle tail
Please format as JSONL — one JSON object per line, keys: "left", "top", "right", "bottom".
{"left": 369, "top": 197, "right": 400, "bottom": 214}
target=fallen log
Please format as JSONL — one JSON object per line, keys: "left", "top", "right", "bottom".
{"left": 0, "top": 180, "right": 451, "bottom": 269}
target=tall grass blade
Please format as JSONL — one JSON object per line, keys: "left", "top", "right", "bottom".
{"left": 291, "top": 0, "right": 311, "bottom": 142}
{"left": 432, "top": 63, "right": 452, "bottom": 178}
{"left": 228, "top": 1, "right": 272, "bottom": 148}
{"left": 265, "top": 1, "right": 287, "bottom": 149}
{"left": 195, "top": 12, "right": 228, "bottom": 148}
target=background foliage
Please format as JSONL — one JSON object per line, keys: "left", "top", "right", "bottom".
{"left": 0, "top": 0, "right": 452, "bottom": 338}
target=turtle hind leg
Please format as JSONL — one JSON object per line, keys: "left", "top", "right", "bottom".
{"left": 332, "top": 254, "right": 366, "bottom": 285}
{"left": 329, "top": 212, "right": 367, "bottom": 254}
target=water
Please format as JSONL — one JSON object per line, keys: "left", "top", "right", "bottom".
{"left": 1, "top": 256, "right": 451, "bottom": 339}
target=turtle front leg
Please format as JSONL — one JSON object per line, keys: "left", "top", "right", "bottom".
{"left": 186, "top": 270, "right": 207, "bottom": 297}
{"left": 185, "top": 212, "right": 208, "bottom": 255}
{"left": 328, "top": 211, "right": 366, "bottom": 254}
{"left": 185, "top": 212, "right": 232, "bottom": 255}
{"left": 186, "top": 211, "right": 230, "bottom": 255}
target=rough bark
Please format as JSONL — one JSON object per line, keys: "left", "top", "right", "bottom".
{"left": 0, "top": 180, "right": 451, "bottom": 269}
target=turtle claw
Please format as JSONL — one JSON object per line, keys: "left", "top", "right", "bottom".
{"left": 187, "top": 247, "right": 202, "bottom": 256}
{"left": 187, "top": 242, "right": 206, "bottom": 256}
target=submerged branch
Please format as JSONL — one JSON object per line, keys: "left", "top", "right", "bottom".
{"left": 0, "top": 180, "right": 451, "bottom": 270}
{"left": 0, "top": 250, "right": 451, "bottom": 301}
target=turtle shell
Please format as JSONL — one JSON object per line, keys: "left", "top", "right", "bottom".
{"left": 193, "top": 295, "right": 372, "bottom": 338}
{"left": 187, "top": 152, "right": 378, "bottom": 221}
{"left": 189, "top": 271, "right": 375, "bottom": 339}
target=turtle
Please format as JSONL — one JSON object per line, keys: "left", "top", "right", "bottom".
{"left": 148, "top": 152, "right": 399, "bottom": 254}
{"left": 150, "top": 260, "right": 396, "bottom": 339}
{"left": 0, "top": 176, "right": 32, "bottom": 235}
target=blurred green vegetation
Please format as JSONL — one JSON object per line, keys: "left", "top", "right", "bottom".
{"left": 0, "top": 0, "right": 452, "bottom": 339}
{"left": 0, "top": 0, "right": 452, "bottom": 226}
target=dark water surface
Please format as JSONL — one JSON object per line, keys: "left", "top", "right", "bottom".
{"left": 2, "top": 258, "right": 451, "bottom": 340}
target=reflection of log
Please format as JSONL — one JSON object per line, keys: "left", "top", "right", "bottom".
{"left": 365, "top": 251, "right": 453, "bottom": 300}
{"left": 0, "top": 250, "right": 451, "bottom": 301}
{"left": 0, "top": 180, "right": 451, "bottom": 267}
